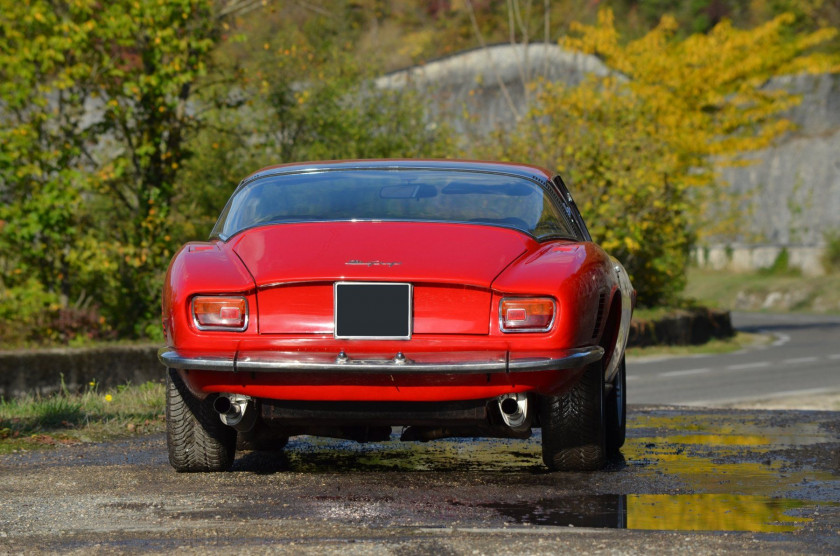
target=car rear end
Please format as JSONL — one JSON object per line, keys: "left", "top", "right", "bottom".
{"left": 160, "top": 161, "right": 626, "bottom": 471}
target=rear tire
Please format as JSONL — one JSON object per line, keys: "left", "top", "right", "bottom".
{"left": 605, "top": 357, "right": 627, "bottom": 454}
{"left": 540, "top": 360, "right": 606, "bottom": 471}
{"left": 166, "top": 368, "right": 236, "bottom": 472}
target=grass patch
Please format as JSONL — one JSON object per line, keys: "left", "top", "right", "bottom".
{"left": 626, "top": 332, "right": 769, "bottom": 359}
{"left": 0, "top": 338, "right": 158, "bottom": 352}
{"left": 822, "top": 230, "right": 840, "bottom": 273}
{"left": 758, "top": 247, "right": 801, "bottom": 277}
{"left": 684, "top": 268, "right": 840, "bottom": 314}
{"left": 0, "top": 379, "right": 164, "bottom": 454}
{"left": 632, "top": 306, "right": 682, "bottom": 321}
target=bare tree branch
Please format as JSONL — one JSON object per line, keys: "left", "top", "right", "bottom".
{"left": 543, "top": 0, "right": 550, "bottom": 79}
{"left": 464, "top": 0, "right": 521, "bottom": 121}
{"left": 509, "top": 0, "right": 531, "bottom": 104}
{"left": 291, "top": 0, "right": 334, "bottom": 18}
{"left": 217, "top": 0, "right": 266, "bottom": 19}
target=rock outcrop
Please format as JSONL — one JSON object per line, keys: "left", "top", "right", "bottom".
{"left": 720, "top": 73, "right": 840, "bottom": 245}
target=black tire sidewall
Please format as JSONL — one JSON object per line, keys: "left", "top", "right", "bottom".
{"left": 540, "top": 360, "right": 606, "bottom": 471}
{"left": 166, "top": 369, "right": 236, "bottom": 472}
{"left": 605, "top": 357, "right": 627, "bottom": 453}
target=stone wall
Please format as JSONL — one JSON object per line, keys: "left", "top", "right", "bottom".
{"left": 628, "top": 309, "right": 734, "bottom": 348}
{"left": 694, "top": 244, "right": 826, "bottom": 276}
{"left": 0, "top": 345, "right": 161, "bottom": 399}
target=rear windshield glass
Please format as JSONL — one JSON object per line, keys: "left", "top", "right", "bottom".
{"left": 213, "top": 169, "right": 577, "bottom": 240}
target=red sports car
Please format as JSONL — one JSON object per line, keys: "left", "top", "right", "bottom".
{"left": 159, "top": 160, "right": 634, "bottom": 472}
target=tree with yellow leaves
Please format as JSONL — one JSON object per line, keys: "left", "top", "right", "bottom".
{"left": 494, "top": 10, "right": 839, "bottom": 305}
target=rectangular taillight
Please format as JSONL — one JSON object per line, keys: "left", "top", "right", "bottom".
{"left": 192, "top": 296, "right": 248, "bottom": 331}
{"left": 500, "top": 297, "right": 555, "bottom": 333}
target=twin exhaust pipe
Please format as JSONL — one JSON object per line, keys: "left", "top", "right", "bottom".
{"left": 214, "top": 392, "right": 530, "bottom": 432}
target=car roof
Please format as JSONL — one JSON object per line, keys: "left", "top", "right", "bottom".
{"left": 242, "top": 159, "right": 555, "bottom": 186}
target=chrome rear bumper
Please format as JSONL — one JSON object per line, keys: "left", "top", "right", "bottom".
{"left": 158, "top": 346, "right": 604, "bottom": 374}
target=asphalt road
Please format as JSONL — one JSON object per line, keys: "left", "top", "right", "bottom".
{"left": 628, "top": 312, "right": 840, "bottom": 406}
{"left": 1, "top": 408, "right": 839, "bottom": 554}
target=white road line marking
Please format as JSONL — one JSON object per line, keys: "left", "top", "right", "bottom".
{"left": 829, "top": 354, "right": 840, "bottom": 361}
{"left": 782, "top": 357, "right": 819, "bottom": 365}
{"left": 768, "top": 331, "right": 791, "bottom": 347}
{"left": 626, "top": 375, "right": 640, "bottom": 381}
{"left": 659, "top": 368, "right": 711, "bottom": 378}
{"left": 726, "top": 361, "right": 771, "bottom": 371}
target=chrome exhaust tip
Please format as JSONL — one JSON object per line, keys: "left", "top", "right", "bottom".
{"left": 497, "top": 393, "right": 528, "bottom": 429}
{"left": 213, "top": 394, "right": 251, "bottom": 427}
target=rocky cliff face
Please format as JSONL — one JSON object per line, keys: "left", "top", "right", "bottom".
{"left": 376, "top": 44, "right": 613, "bottom": 135}
{"left": 379, "top": 45, "right": 840, "bottom": 246}
{"left": 720, "top": 73, "right": 840, "bottom": 245}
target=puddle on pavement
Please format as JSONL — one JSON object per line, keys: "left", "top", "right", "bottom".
{"left": 624, "top": 412, "right": 839, "bottom": 496}
{"left": 258, "top": 409, "right": 840, "bottom": 534}
{"left": 632, "top": 413, "right": 830, "bottom": 449}
{"left": 268, "top": 411, "right": 836, "bottom": 483}
{"left": 480, "top": 493, "right": 834, "bottom": 532}
{"left": 275, "top": 435, "right": 544, "bottom": 473}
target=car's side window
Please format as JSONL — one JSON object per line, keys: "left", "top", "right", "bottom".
{"left": 552, "top": 176, "right": 591, "bottom": 242}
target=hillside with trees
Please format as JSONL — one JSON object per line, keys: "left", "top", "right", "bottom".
{"left": 1, "top": 0, "right": 837, "bottom": 346}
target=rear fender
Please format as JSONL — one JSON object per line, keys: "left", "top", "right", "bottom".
{"left": 603, "top": 258, "right": 633, "bottom": 384}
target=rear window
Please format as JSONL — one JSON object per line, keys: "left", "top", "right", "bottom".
{"left": 213, "top": 169, "right": 578, "bottom": 240}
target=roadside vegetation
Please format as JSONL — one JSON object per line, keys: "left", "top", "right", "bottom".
{"left": 823, "top": 230, "right": 840, "bottom": 273}
{"left": 685, "top": 267, "right": 840, "bottom": 314}
{"left": 626, "top": 332, "right": 769, "bottom": 359}
{"left": 0, "top": 379, "right": 164, "bottom": 454}
{"left": 1, "top": 1, "right": 838, "bottom": 347}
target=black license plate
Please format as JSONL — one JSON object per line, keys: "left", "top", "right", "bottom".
{"left": 334, "top": 282, "right": 412, "bottom": 339}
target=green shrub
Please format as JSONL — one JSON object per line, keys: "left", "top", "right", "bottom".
{"left": 759, "top": 247, "right": 801, "bottom": 277}
{"left": 0, "top": 280, "right": 115, "bottom": 348}
{"left": 0, "top": 280, "right": 59, "bottom": 348}
{"left": 823, "top": 230, "right": 840, "bottom": 273}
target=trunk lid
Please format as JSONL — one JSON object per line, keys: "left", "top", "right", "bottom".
{"left": 231, "top": 221, "right": 534, "bottom": 288}
{"left": 229, "top": 222, "right": 535, "bottom": 335}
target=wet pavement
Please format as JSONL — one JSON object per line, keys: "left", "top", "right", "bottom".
{"left": 1, "top": 407, "right": 839, "bottom": 553}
